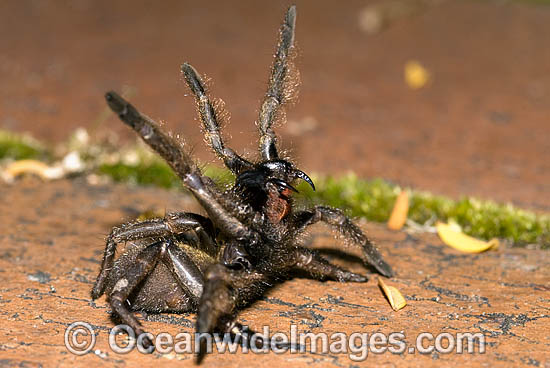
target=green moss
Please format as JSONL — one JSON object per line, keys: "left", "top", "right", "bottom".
{"left": 297, "top": 173, "right": 550, "bottom": 248}
{"left": 408, "top": 193, "right": 550, "bottom": 246}
{"left": 97, "top": 162, "right": 236, "bottom": 190}
{"left": 1, "top": 129, "right": 548, "bottom": 248}
{"left": 98, "top": 162, "right": 181, "bottom": 189}
{"left": 296, "top": 174, "right": 398, "bottom": 222}
{"left": 201, "top": 165, "right": 236, "bottom": 187}
{"left": 0, "top": 130, "right": 50, "bottom": 161}
{"left": 95, "top": 164, "right": 550, "bottom": 248}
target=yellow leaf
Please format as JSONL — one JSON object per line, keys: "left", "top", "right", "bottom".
{"left": 436, "top": 222, "right": 499, "bottom": 253}
{"left": 404, "top": 60, "right": 430, "bottom": 89}
{"left": 2, "top": 159, "right": 63, "bottom": 181}
{"left": 387, "top": 190, "right": 409, "bottom": 230}
{"left": 378, "top": 277, "right": 407, "bottom": 311}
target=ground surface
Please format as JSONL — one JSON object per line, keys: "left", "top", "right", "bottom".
{"left": 0, "top": 178, "right": 549, "bottom": 367}
{"left": 1, "top": 0, "right": 550, "bottom": 367}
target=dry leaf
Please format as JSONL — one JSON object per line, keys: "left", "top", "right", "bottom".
{"left": 404, "top": 60, "right": 430, "bottom": 89}
{"left": 2, "top": 160, "right": 63, "bottom": 183}
{"left": 387, "top": 190, "right": 409, "bottom": 230}
{"left": 436, "top": 222, "right": 499, "bottom": 253}
{"left": 378, "top": 277, "right": 407, "bottom": 311}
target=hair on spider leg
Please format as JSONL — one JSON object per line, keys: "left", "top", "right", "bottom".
{"left": 92, "top": 5, "right": 394, "bottom": 364}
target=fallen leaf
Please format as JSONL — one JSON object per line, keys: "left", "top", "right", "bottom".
{"left": 378, "top": 277, "right": 407, "bottom": 311}
{"left": 387, "top": 190, "right": 409, "bottom": 230}
{"left": 2, "top": 159, "right": 63, "bottom": 183}
{"left": 404, "top": 60, "right": 430, "bottom": 89}
{"left": 436, "top": 222, "right": 499, "bottom": 253}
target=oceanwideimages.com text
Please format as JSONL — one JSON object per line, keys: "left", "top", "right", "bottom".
{"left": 65, "top": 322, "right": 486, "bottom": 361}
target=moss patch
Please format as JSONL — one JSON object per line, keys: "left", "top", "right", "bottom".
{"left": 98, "top": 162, "right": 181, "bottom": 189}
{"left": 98, "top": 161, "right": 236, "bottom": 190}
{"left": 97, "top": 163, "right": 549, "bottom": 248}
{"left": 0, "top": 130, "right": 51, "bottom": 161}
{"left": 1, "top": 130, "right": 548, "bottom": 248}
{"left": 297, "top": 173, "right": 550, "bottom": 248}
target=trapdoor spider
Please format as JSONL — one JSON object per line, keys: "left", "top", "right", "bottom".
{"left": 91, "top": 5, "right": 394, "bottom": 363}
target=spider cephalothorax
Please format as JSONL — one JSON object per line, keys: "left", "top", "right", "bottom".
{"left": 235, "top": 159, "right": 314, "bottom": 223}
{"left": 92, "top": 5, "right": 394, "bottom": 363}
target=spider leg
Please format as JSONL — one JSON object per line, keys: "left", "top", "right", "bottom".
{"left": 104, "top": 91, "right": 258, "bottom": 243}
{"left": 108, "top": 240, "right": 167, "bottom": 349}
{"left": 161, "top": 240, "right": 205, "bottom": 301}
{"left": 196, "top": 263, "right": 269, "bottom": 363}
{"left": 105, "top": 91, "right": 196, "bottom": 182}
{"left": 181, "top": 63, "right": 254, "bottom": 175}
{"left": 292, "top": 247, "right": 368, "bottom": 282}
{"left": 92, "top": 212, "right": 216, "bottom": 299}
{"left": 258, "top": 5, "right": 297, "bottom": 160}
{"left": 293, "top": 206, "right": 395, "bottom": 278}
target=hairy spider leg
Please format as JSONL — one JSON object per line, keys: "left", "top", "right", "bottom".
{"left": 195, "top": 264, "right": 272, "bottom": 364}
{"left": 258, "top": 5, "right": 297, "bottom": 161}
{"left": 292, "top": 247, "right": 369, "bottom": 282}
{"left": 181, "top": 63, "right": 254, "bottom": 175}
{"left": 162, "top": 240, "right": 205, "bottom": 300}
{"left": 293, "top": 206, "right": 395, "bottom": 277}
{"left": 92, "top": 212, "right": 216, "bottom": 299}
{"left": 108, "top": 240, "right": 164, "bottom": 349}
{"left": 108, "top": 238, "right": 206, "bottom": 349}
{"left": 105, "top": 91, "right": 195, "bottom": 179}
{"left": 104, "top": 92, "right": 258, "bottom": 245}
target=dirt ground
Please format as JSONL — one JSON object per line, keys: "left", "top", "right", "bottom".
{"left": 1, "top": 178, "right": 549, "bottom": 367}
{"left": 1, "top": 0, "right": 549, "bottom": 367}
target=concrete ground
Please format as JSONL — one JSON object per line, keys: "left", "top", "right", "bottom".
{"left": 0, "top": 0, "right": 549, "bottom": 367}
{"left": 0, "top": 179, "right": 548, "bottom": 367}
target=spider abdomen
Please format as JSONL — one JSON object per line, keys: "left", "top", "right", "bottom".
{"left": 103, "top": 238, "right": 218, "bottom": 313}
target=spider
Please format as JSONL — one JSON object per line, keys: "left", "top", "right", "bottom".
{"left": 91, "top": 5, "right": 394, "bottom": 363}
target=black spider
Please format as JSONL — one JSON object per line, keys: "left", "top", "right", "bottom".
{"left": 91, "top": 5, "right": 394, "bottom": 363}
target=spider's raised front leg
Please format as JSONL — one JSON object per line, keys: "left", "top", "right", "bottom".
{"left": 258, "top": 5, "right": 297, "bottom": 160}
{"left": 92, "top": 212, "right": 216, "bottom": 299}
{"left": 105, "top": 91, "right": 257, "bottom": 244}
{"left": 106, "top": 91, "right": 197, "bottom": 182}
{"left": 181, "top": 63, "right": 254, "bottom": 175}
{"left": 293, "top": 206, "right": 394, "bottom": 278}
{"left": 292, "top": 247, "right": 368, "bottom": 283}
